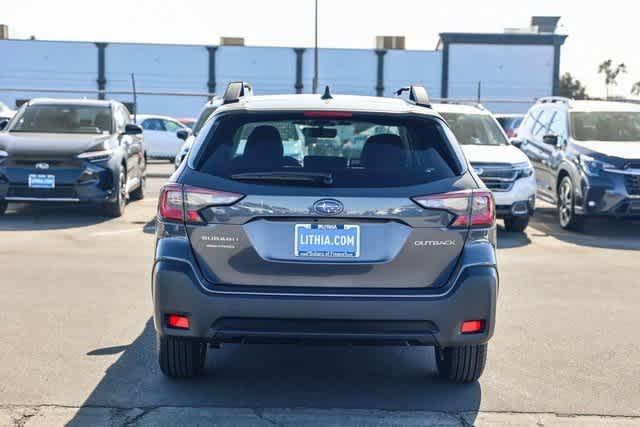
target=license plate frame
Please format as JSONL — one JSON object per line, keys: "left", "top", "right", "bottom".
{"left": 28, "top": 174, "right": 56, "bottom": 189}
{"left": 294, "top": 224, "right": 360, "bottom": 258}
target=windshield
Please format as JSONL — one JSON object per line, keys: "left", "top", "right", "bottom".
{"left": 193, "top": 106, "right": 218, "bottom": 135}
{"left": 440, "top": 113, "right": 508, "bottom": 146}
{"left": 571, "top": 111, "right": 640, "bottom": 142}
{"left": 194, "top": 114, "right": 461, "bottom": 188}
{"left": 9, "top": 104, "right": 113, "bottom": 134}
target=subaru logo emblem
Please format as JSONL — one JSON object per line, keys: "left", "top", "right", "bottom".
{"left": 35, "top": 162, "right": 50, "bottom": 170}
{"left": 313, "top": 199, "right": 343, "bottom": 215}
{"left": 473, "top": 167, "right": 484, "bottom": 176}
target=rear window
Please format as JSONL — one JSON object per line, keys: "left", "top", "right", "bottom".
{"left": 497, "top": 117, "right": 523, "bottom": 129}
{"left": 194, "top": 113, "right": 461, "bottom": 188}
{"left": 440, "top": 113, "right": 508, "bottom": 146}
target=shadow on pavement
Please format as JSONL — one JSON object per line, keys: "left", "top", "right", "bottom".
{"left": 529, "top": 207, "right": 640, "bottom": 250}
{"left": 0, "top": 203, "right": 112, "bottom": 231}
{"left": 69, "top": 318, "right": 481, "bottom": 425}
{"left": 496, "top": 225, "right": 532, "bottom": 249}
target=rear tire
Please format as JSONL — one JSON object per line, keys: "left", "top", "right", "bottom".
{"left": 504, "top": 215, "right": 529, "bottom": 232}
{"left": 158, "top": 335, "right": 207, "bottom": 378}
{"left": 435, "top": 344, "right": 487, "bottom": 383}
{"left": 0, "top": 201, "right": 7, "bottom": 215}
{"left": 557, "top": 176, "right": 584, "bottom": 231}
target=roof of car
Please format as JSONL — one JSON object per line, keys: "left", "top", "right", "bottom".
{"left": 215, "top": 94, "right": 442, "bottom": 117}
{"left": 430, "top": 103, "right": 490, "bottom": 115}
{"left": 567, "top": 100, "right": 640, "bottom": 112}
{"left": 135, "top": 114, "right": 181, "bottom": 121}
{"left": 536, "top": 97, "right": 640, "bottom": 112}
{"left": 27, "top": 98, "right": 116, "bottom": 107}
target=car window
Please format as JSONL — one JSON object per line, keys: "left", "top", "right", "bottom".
{"left": 570, "top": 111, "right": 640, "bottom": 142}
{"left": 163, "top": 120, "right": 183, "bottom": 132}
{"left": 532, "top": 109, "right": 551, "bottom": 136}
{"left": 549, "top": 111, "right": 567, "bottom": 138}
{"left": 440, "top": 113, "right": 508, "bottom": 146}
{"left": 141, "top": 118, "right": 165, "bottom": 131}
{"left": 194, "top": 113, "right": 461, "bottom": 188}
{"left": 113, "top": 106, "right": 128, "bottom": 133}
{"left": 9, "top": 104, "right": 113, "bottom": 134}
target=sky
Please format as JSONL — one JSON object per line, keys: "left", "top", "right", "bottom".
{"left": 3, "top": 0, "right": 640, "bottom": 97}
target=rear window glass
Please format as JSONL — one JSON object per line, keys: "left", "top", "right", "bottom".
{"left": 440, "top": 113, "right": 508, "bottom": 146}
{"left": 194, "top": 113, "right": 461, "bottom": 188}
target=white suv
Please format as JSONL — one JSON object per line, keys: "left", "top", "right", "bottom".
{"left": 433, "top": 103, "right": 536, "bottom": 232}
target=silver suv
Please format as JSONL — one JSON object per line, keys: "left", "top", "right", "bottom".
{"left": 152, "top": 83, "right": 499, "bottom": 383}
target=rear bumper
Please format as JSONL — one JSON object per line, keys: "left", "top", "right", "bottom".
{"left": 152, "top": 256, "right": 498, "bottom": 348}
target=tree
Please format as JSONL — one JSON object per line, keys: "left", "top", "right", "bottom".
{"left": 559, "top": 73, "right": 588, "bottom": 99}
{"left": 598, "top": 59, "right": 627, "bottom": 98}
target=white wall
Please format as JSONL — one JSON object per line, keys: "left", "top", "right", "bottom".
{"left": 448, "top": 43, "right": 554, "bottom": 113}
{"left": 217, "top": 46, "right": 296, "bottom": 95}
{"left": 0, "top": 40, "right": 97, "bottom": 109}
{"left": 383, "top": 50, "right": 442, "bottom": 98}
{"left": 105, "top": 43, "right": 209, "bottom": 117}
{"left": 303, "top": 49, "right": 377, "bottom": 95}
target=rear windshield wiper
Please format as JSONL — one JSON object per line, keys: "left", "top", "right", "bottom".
{"left": 230, "top": 171, "right": 334, "bottom": 186}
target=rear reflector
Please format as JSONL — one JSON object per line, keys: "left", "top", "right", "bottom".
{"left": 412, "top": 189, "right": 495, "bottom": 229}
{"left": 166, "top": 314, "right": 190, "bottom": 330}
{"left": 460, "top": 320, "right": 484, "bottom": 334}
{"left": 304, "top": 111, "right": 353, "bottom": 118}
{"left": 157, "top": 184, "right": 244, "bottom": 223}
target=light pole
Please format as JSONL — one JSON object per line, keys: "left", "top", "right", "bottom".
{"left": 312, "top": 0, "right": 319, "bottom": 94}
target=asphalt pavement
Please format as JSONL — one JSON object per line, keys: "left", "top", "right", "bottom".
{"left": 0, "top": 162, "right": 639, "bottom": 426}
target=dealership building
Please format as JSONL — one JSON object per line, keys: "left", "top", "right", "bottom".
{"left": 0, "top": 17, "right": 566, "bottom": 116}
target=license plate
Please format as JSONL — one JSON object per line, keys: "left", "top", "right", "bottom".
{"left": 28, "top": 174, "right": 55, "bottom": 189}
{"left": 295, "top": 224, "right": 360, "bottom": 258}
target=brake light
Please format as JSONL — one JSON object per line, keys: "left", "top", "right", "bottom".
{"left": 461, "top": 320, "right": 484, "bottom": 334}
{"left": 166, "top": 314, "right": 190, "bottom": 330}
{"left": 158, "top": 184, "right": 183, "bottom": 222}
{"left": 412, "top": 189, "right": 495, "bottom": 228}
{"left": 304, "top": 111, "right": 353, "bottom": 118}
{"left": 158, "top": 184, "right": 243, "bottom": 223}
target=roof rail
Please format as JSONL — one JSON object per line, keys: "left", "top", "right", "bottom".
{"left": 537, "top": 96, "right": 570, "bottom": 104}
{"left": 223, "top": 81, "right": 253, "bottom": 104}
{"left": 395, "top": 85, "right": 430, "bottom": 107}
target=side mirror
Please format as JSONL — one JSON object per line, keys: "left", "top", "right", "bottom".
{"left": 124, "top": 124, "right": 143, "bottom": 135}
{"left": 542, "top": 134, "right": 559, "bottom": 146}
{"left": 176, "top": 129, "right": 190, "bottom": 141}
{"left": 509, "top": 138, "right": 523, "bottom": 148}
{"left": 0, "top": 120, "right": 8, "bottom": 131}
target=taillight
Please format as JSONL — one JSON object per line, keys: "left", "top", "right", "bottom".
{"left": 158, "top": 184, "right": 184, "bottom": 222}
{"left": 158, "top": 184, "right": 243, "bottom": 223}
{"left": 412, "top": 189, "right": 495, "bottom": 229}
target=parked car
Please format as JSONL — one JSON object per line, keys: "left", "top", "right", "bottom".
{"left": 434, "top": 103, "right": 535, "bottom": 232}
{"left": 0, "top": 98, "right": 146, "bottom": 217}
{"left": 495, "top": 113, "right": 524, "bottom": 139}
{"left": 153, "top": 82, "right": 498, "bottom": 383}
{"left": 0, "top": 101, "right": 15, "bottom": 121}
{"left": 136, "top": 114, "right": 189, "bottom": 161}
{"left": 517, "top": 97, "right": 640, "bottom": 230}
{"left": 174, "top": 98, "right": 223, "bottom": 170}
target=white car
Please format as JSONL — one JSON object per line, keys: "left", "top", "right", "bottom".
{"left": 136, "top": 114, "right": 190, "bottom": 161}
{"left": 433, "top": 103, "right": 536, "bottom": 232}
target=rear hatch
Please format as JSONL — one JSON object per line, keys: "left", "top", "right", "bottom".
{"left": 170, "top": 111, "right": 483, "bottom": 290}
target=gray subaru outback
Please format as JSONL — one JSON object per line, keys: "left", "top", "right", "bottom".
{"left": 152, "top": 83, "right": 498, "bottom": 383}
